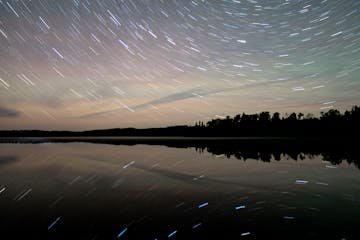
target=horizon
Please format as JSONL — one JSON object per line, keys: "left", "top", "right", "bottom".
{"left": 1, "top": 0, "right": 359, "bottom": 130}
{"left": 1, "top": 105, "right": 358, "bottom": 132}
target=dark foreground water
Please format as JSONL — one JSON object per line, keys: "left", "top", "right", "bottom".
{"left": 0, "top": 139, "right": 359, "bottom": 239}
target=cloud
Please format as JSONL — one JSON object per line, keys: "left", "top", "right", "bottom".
{"left": 0, "top": 106, "right": 19, "bottom": 117}
{"left": 130, "top": 87, "right": 203, "bottom": 110}
{"left": 129, "top": 78, "right": 294, "bottom": 110}
{"left": 74, "top": 87, "right": 203, "bottom": 118}
{"left": 76, "top": 78, "right": 296, "bottom": 118}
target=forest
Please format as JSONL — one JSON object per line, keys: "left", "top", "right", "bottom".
{"left": 0, "top": 106, "right": 359, "bottom": 137}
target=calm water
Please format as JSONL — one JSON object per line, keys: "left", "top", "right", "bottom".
{"left": 0, "top": 141, "right": 359, "bottom": 239}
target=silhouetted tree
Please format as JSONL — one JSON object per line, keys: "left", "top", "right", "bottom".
{"left": 287, "top": 112, "right": 297, "bottom": 121}
{"left": 297, "top": 113, "right": 304, "bottom": 120}
{"left": 320, "top": 109, "right": 341, "bottom": 121}
{"left": 272, "top": 112, "right": 280, "bottom": 122}
{"left": 259, "top": 111, "right": 271, "bottom": 123}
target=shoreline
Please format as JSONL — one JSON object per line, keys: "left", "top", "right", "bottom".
{"left": 0, "top": 135, "right": 354, "bottom": 144}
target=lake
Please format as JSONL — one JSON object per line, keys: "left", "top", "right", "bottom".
{"left": 0, "top": 139, "right": 359, "bottom": 239}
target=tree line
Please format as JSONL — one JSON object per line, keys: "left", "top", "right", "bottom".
{"left": 0, "top": 106, "right": 359, "bottom": 137}
{"left": 192, "top": 105, "right": 360, "bottom": 137}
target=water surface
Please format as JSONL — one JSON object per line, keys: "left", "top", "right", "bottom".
{"left": 0, "top": 141, "right": 359, "bottom": 239}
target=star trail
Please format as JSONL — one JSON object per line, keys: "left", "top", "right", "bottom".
{"left": 0, "top": 0, "right": 359, "bottom": 130}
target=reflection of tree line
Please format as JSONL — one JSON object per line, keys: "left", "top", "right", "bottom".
{"left": 0, "top": 137, "right": 358, "bottom": 169}
{"left": 191, "top": 140, "right": 360, "bottom": 169}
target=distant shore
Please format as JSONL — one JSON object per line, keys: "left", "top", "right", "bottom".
{"left": 1, "top": 106, "right": 359, "bottom": 138}
{"left": 0, "top": 135, "right": 355, "bottom": 144}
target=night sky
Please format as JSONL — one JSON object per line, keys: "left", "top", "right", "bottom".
{"left": 0, "top": 0, "right": 359, "bottom": 130}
